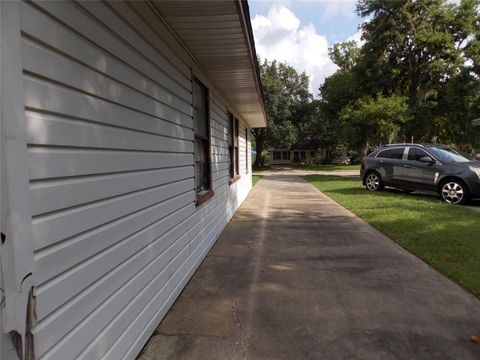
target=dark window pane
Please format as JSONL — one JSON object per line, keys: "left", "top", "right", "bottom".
{"left": 234, "top": 118, "right": 239, "bottom": 147}
{"left": 282, "top": 151, "right": 289, "bottom": 160}
{"left": 193, "top": 80, "right": 207, "bottom": 139}
{"left": 235, "top": 118, "right": 239, "bottom": 175}
{"left": 193, "top": 78, "right": 210, "bottom": 195}
{"left": 228, "top": 113, "right": 234, "bottom": 178}
{"left": 195, "top": 139, "right": 209, "bottom": 191}
{"left": 245, "top": 128, "right": 248, "bottom": 172}
{"left": 408, "top": 148, "right": 429, "bottom": 161}
{"left": 228, "top": 115, "right": 233, "bottom": 146}
{"left": 378, "top": 147, "right": 405, "bottom": 159}
{"left": 229, "top": 145, "right": 234, "bottom": 178}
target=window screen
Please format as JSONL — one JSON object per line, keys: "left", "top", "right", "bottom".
{"left": 193, "top": 79, "right": 211, "bottom": 193}
{"left": 245, "top": 128, "right": 249, "bottom": 173}
{"left": 193, "top": 81, "right": 207, "bottom": 139}
{"left": 234, "top": 118, "right": 239, "bottom": 176}
{"left": 228, "top": 113, "right": 234, "bottom": 179}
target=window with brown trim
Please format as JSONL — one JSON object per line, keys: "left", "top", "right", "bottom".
{"left": 193, "top": 78, "right": 212, "bottom": 204}
{"left": 245, "top": 127, "right": 249, "bottom": 173}
{"left": 235, "top": 117, "right": 239, "bottom": 176}
{"left": 228, "top": 112, "right": 235, "bottom": 179}
{"left": 228, "top": 113, "right": 240, "bottom": 184}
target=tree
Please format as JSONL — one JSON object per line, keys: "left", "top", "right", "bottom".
{"left": 356, "top": 0, "right": 479, "bottom": 141}
{"left": 252, "top": 60, "right": 312, "bottom": 167}
{"left": 329, "top": 41, "right": 361, "bottom": 71}
{"left": 340, "top": 94, "right": 411, "bottom": 155}
{"left": 317, "top": 42, "right": 363, "bottom": 157}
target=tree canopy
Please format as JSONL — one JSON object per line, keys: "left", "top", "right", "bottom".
{"left": 253, "top": 0, "right": 480, "bottom": 166}
{"left": 252, "top": 60, "right": 312, "bottom": 167}
{"left": 320, "top": 0, "right": 480, "bottom": 155}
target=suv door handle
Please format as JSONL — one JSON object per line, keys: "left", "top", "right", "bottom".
{"left": 403, "top": 164, "right": 412, "bottom": 168}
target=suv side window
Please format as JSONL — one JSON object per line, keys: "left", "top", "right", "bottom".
{"left": 377, "top": 147, "right": 405, "bottom": 159}
{"left": 408, "top": 148, "right": 429, "bottom": 161}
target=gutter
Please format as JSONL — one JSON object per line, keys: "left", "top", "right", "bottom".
{"left": 236, "top": 0, "right": 269, "bottom": 127}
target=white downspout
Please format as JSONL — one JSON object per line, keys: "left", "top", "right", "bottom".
{"left": 0, "top": 1, "right": 36, "bottom": 359}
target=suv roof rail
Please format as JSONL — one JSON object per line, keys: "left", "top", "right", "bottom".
{"left": 383, "top": 143, "right": 425, "bottom": 148}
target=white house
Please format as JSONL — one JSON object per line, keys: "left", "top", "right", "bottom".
{"left": 0, "top": 1, "right": 267, "bottom": 359}
{"left": 270, "top": 149, "right": 321, "bottom": 165}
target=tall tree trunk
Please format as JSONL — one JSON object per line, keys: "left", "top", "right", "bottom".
{"left": 406, "top": 73, "right": 420, "bottom": 141}
{"left": 362, "top": 140, "right": 370, "bottom": 157}
{"left": 253, "top": 128, "right": 266, "bottom": 168}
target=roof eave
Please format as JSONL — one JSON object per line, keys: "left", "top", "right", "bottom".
{"left": 235, "top": 0, "right": 268, "bottom": 128}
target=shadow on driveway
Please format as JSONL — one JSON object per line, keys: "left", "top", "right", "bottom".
{"left": 139, "top": 175, "right": 480, "bottom": 360}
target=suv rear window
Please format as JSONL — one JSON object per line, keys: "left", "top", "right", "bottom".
{"left": 377, "top": 147, "right": 405, "bottom": 159}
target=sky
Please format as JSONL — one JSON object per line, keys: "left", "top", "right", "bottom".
{"left": 249, "top": 0, "right": 364, "bottom": 96}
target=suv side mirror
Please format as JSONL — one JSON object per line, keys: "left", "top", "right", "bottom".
{"left": 419, "top": 156, "right": 435, "bottom": 164}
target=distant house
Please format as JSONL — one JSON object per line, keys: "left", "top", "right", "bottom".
{"left": 0, "top": 1, "right": 266, "bottom": 359}
{"left": 269, "top": 148, "right": 348, "bottom": 165}
{"left": 270, "top": 149, "right": 322, "bottom": 165}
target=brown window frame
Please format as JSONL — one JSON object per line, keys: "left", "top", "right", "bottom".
{"left": 228, "top": 112, "right": 241, "bottom": 185}
{"left": 245, "top": 127, "right": 249, "bottom": 173}
{"left": 234, "top": 118, "right": 239, "bottom": 176}
{"left": 193, "top": 77, "right": 213, "bottom": 206}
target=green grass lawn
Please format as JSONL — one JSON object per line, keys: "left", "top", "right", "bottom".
{"left": 252, "top": 175, "right": 262, "bottom": 186}
{"left": 305, "top": 174, "right": 480, "bottom": 297}
{"left": 294, "top": 164, "right": 361, "bottom": 171}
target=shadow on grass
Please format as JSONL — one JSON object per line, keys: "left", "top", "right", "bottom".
{"left": 304, "top": 174, "right": 480, "bottom": 297}
{"left": 294, "top": 164, "right": 361, "bottom": 171}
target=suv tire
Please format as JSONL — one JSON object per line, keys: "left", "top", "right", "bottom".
{"left": 365, "top": 171, "right": 384, "bottom": 192}
{"left": 440, "top": 179, "right": 469, "bottom": 205}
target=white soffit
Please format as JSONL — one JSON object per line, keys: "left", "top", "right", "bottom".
{"left": 152, "top": 0, "right": 267, "bottom": 128}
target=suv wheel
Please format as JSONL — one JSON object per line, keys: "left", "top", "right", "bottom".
{"left": 365, "top": 171, "right": 384, "bottom": 192}
{"left": 441, "top": 180, "right": 469, "bottom": 205}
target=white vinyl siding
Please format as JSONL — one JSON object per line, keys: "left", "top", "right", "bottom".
{"left": 19, "top": 1, "right": 253, "bottom": 359}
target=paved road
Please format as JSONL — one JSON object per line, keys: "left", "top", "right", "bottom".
{"left": 139, "top": 175, "right": 480, "bottom": 360}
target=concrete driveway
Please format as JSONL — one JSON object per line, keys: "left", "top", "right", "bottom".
{"left": 139, "top": 175, "right": 480, "bottom": 360}
{"left": 253, "top": 166, "right": 360, "bottom": 177}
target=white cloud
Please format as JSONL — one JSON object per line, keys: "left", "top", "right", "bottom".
{"left": 322, "top": 1, "right": 356, "bottom": 20}
{"left": 347, "top": 28, "right": 365, "bottom": 46}
{"left": 252, "top": 4, "right": 338, "bottom": 96}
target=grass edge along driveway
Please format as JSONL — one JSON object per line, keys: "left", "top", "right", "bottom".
{"left": 305, "top": 174, "right": 480, "bottom": 297}
{"left": 252, "top": 175, "right": 262, "bottom": 187}
{"left": 294, "top": 164, "right": 361, "bottom": 171}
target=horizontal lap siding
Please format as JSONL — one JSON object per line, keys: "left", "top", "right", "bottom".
{"left": 20, "top": 1, "right": 252, "bottom": 359}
